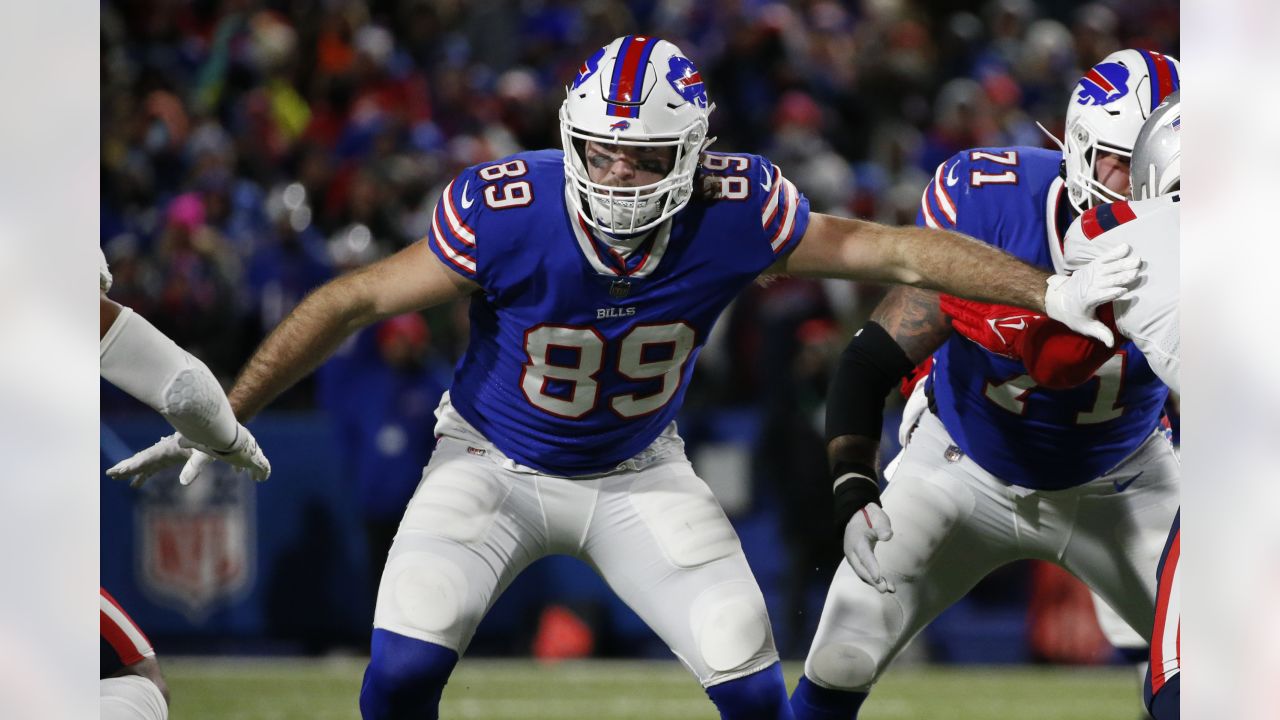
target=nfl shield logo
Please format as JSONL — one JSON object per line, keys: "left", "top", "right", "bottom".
{"left": 137, "top": 465, "right": 255, "bottom": 622}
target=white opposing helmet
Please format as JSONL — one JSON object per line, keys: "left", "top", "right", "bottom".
{"left": 1062, "top": 49, "right": 1180, "bottom": 212}
{"left": 1130, "top": 91, "right": 1181, "bottom": 200}
{"left": 560, "top": 36, "right": 713, "bottom": 235}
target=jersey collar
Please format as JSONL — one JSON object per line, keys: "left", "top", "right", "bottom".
{"left": 565, "top": 187, "right": 672, "bottom": 279}
{"left": 1045, "top": 175, "right": 1072, "bottom": 273}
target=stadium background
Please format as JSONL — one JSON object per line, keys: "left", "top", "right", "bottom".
{"left": 99, "top": 0, "right": 1178, "bottom": 715}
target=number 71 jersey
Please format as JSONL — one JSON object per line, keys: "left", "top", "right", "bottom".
{"left": 428, "top": 149, "right": 809, "bottom": 476}
{"left": 919, "top": 146, "right": 1169, "bottom": 490}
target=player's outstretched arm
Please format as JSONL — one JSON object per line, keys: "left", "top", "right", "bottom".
{"left": 109, "top": 242, "right": 474, "bottom": 487}
{"left": 775, "top": 213, "right": 1139, "bottom": 345}
{"left": 101, "top": 295, "right": 271, "bottom": 486}
{"left": 228, "top": 240, "right": 476, "bottom": 421}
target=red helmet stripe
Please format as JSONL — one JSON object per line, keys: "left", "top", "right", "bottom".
{"left": 1148, "top": 51, "right": 1175, "bottom": 105}
{"left": 1083, "top": 68, "right": 1116, "bottom": 94}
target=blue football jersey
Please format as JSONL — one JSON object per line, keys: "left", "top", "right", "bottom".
{"left": 428, "top": 149, "right": 810, "bottom": 475}
{"left": 918, "top": 147, "right": 1169, "bottom": 490}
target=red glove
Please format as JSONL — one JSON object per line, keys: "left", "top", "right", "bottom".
{"left": 938, "top": 295, "right": 1044, "bottom": 360}
{"left": 939, "top": 294, "right": 1120, "bottom": 390}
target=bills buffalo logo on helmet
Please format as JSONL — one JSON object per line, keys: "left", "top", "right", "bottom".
{"left": 572, "top": 46, "right": 606, "bottom": 91}
{"left": 665, "top": 55, "right": 708, "bottom": 108}
{"left": 609, "top": 120, "right": 631, "bottom": 131}
{"left": 1076, "top": 62, "right": 1131, "bottom": 106}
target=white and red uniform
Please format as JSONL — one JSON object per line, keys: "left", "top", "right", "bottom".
{"left": 1064, "top": 195, "right": 1181, "bottom": 393}
{"left": 100, "top": 588, "right": 154, "bottom": 675}
{"left": 936, "top": 196, "right": 1183, "bottom": 711}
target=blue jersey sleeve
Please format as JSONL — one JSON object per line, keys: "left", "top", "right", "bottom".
{"left": 427, "top": 166, "right": 484, "bottom": 284}
{"left": 917, "top": 148, "right": 1035, "bottom": 242}
{"left": 756, "top": 155, "right": 810, "bottom": 258}
{"left": 699, "top": 152, "right": 810, "bottom": 263}
{"left": 917, "top": 151, "right": 964, "bottom": 232}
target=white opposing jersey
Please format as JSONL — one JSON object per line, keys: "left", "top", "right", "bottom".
{"left": 1064, "top": 195, "right": 1180, "bottom": 392}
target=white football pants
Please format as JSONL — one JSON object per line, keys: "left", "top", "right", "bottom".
{"left": 373, "top": 397, "right": 780, "bottom": 687}
{"left": 804, "top": 409, "right": 1179, "bottom": 691}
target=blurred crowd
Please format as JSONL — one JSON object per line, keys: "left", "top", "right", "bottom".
{"left": 102, "top": 0, "right": 1178, "bottom": 393}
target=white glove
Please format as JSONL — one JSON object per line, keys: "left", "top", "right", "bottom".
{"left": 107, "top": 423, "right": 271, "bottom": 488}
{"left": 843, "top": 503, "right": 896, "bottom": 594}
{"left": 1043, "top": 243, "right": 1141, "bottom": 347}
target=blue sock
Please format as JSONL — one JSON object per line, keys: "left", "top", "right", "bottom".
{"left": 359, "top": 629, "right": 459, "bottom": 720}
{"left": 790, "top": 676, "right": 868, "bottom": 720}
{"left": 705, "top": 663, "right": 794, "bottom": 720}
{"left": 1146, "top": 673, "right": 1179, "bottom": 720}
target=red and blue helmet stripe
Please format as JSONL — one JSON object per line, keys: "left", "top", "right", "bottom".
{"left": 1139, "top": 50, "right": 1180, "bottom": 112}
{"left": 606, "top": 35, "right": 659, "bottom": 118}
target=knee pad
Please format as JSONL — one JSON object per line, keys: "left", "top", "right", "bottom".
{"left": 360, "top": 630, "right": 459, "bottom": 720}
{"left": 101, "top": 675, "right": 168, "bottom": 720}
{"left": 375, "top": 551, "right": 472, "bottom": 642}
{"left": 807, "top": 641, "right": 880, "bottom": 691}
{"left": 705, "top": 663, "right": 790, "bottom": 720}
{"left": 691, "top": 582, "right": 773, "bottom": 676}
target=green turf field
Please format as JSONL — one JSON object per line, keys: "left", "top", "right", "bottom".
{"left": 163, "top": 657, "right": 1143, "bottom": 719}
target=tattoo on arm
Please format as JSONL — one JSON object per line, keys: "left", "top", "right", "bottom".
{"left": 870, "top": 286, "right": 952, "bottom": 364}
{"left": 823, "top": 288, "right": 951, "bottom": 476}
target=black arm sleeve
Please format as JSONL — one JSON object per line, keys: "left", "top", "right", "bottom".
{"left": 825, "top": 321, "right": 917, "bottom": 443}
{"left": 824, "top": 321, "right": 917, "bottom": 529}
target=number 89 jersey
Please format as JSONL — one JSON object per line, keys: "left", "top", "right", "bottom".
{"left": 919, "top": 146, "right": 1169, "bottom": 490}
{"left": 428, "top": 149, "right": 809, "bottom": 476}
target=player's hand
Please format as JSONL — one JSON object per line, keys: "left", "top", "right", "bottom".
{"left": 177, "top": 424, "right": 271, "bottom": 484}
{"left": 107, "top": 424, "right": 271, "bottom": 488}
{"left": 1043, "top": 243, "right": 1140, "bottom": 347}
{"left": 843, "top": 503, "right": 895, "bottom": 594}
{"left": 106, "top": 433, "right": 188, "bottom": 488}
{"left": 940, "top": 294, "right": 1043, "bottom": 360}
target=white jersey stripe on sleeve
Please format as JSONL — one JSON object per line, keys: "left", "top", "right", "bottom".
{"left": 760, "top": 166, "right": 783, "bottom": 228}
{"left": 441, "top": 180, "right": 477, "bottom": 247}
{"left": 431, "top": 206, "right": 477, "bottom": 274}
{"left": 920, "top": 185, "right": 942, "bottom": 229}
{"left": 770, "top": 178, "right": 799, "bottom": 252}
{"left": 100, "top": 592, "right": 152, "bottom": 658}
{"left": 932, "top": 163, "right": 958, "bottom": 224}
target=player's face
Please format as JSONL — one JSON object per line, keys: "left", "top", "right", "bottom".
{"left": 1095, "top": 152, "right": 1131, "bottom": 198}
{"left": 583, "top": 141, "right": 675, "bottom": 187}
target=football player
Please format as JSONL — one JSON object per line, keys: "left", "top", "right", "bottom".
{"left": 947, "top": 94, "right": 1182, "bottom": 720}
{"left": 100, "top": 248, "right": 270, "bottom": 486}
{"left": 792, "top": 50, "right": 1180, "bottom": 719}
{"left": 115, "top": 37, "right": 1138, "bottom": 720}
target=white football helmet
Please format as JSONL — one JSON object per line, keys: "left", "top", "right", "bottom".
{"left": 1061, "top": 49, "right": 1180, "bottom": 212}
{"left": 560, "top": 36, "right": 713, "bottom": 235}
{"left": 1130, "top": 91, "right": 1180, "bottom": 200}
